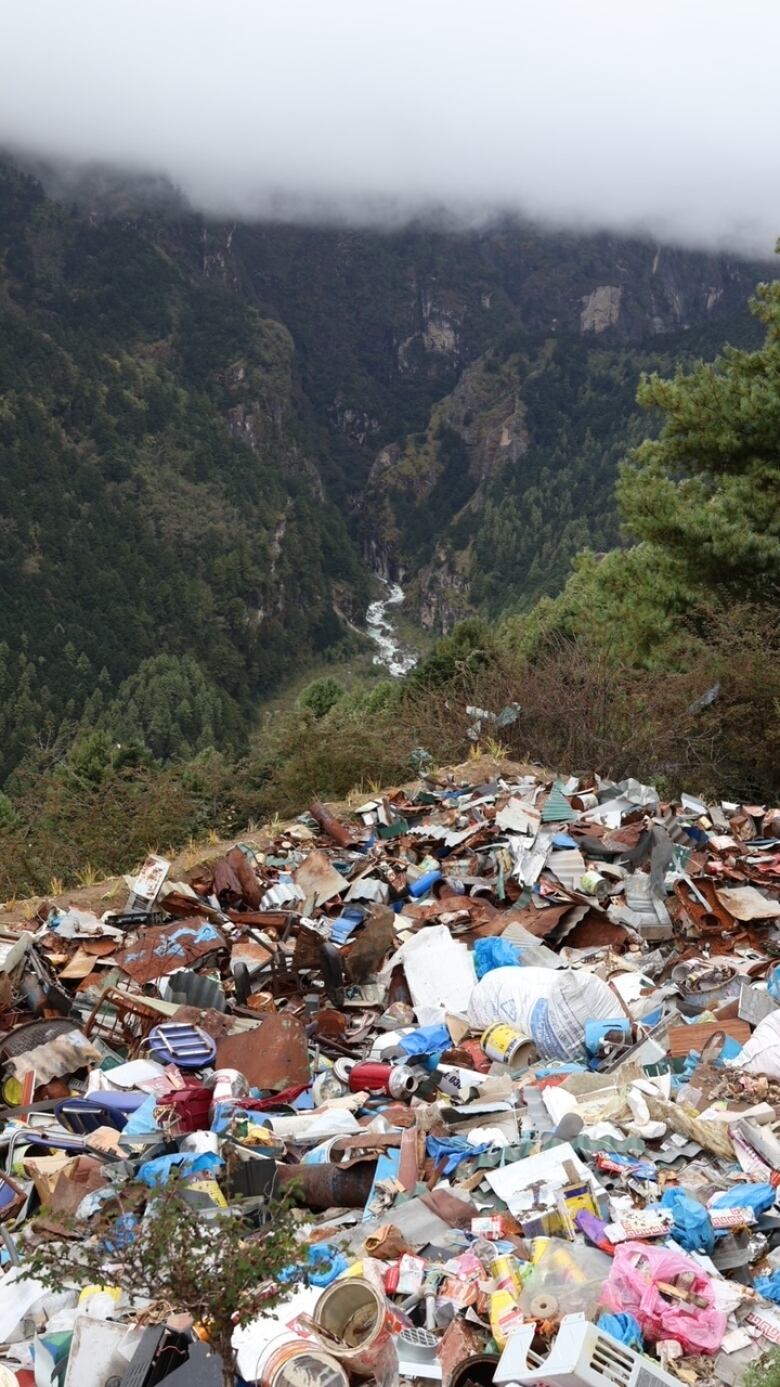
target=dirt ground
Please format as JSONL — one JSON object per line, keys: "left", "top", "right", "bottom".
{"left": 0, "top": 754, "right": 542, "bottom": 930}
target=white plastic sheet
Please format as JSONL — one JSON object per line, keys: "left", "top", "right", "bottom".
{"left": 380, "top": 925, "right": 476, "bottom": 1025}
{"left": 735, "top": 1010, "right": 780, "bottom": 1078}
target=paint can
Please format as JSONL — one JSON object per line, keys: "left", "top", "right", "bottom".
{"left": 258, "top": 1333, "right": 348, "bottom": 1387}
{"left": 311, "top": 1277, "right": 394, "bottom": 1378}
{"left": 481, "top": 1023, "right": 536, "bottom": 1072}
{"left": 209, "top": 1068, "right": 249, "bottom": 1105}
{"left": 571, "top": 792, "right": 598, "bottom": 811}
{"left": 578, "top": 870, "right": 609, "bottom": 899}
{"left": 311, "top": 1068, "right": 347, "bottom": 1106}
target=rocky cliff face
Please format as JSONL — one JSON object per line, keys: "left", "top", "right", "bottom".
{"left": 192, "top": 218, "right": 768, "bottom": 628}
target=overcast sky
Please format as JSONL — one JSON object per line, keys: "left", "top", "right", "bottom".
{"left": 1, "top": 0, "right": 778, "bottom": 253}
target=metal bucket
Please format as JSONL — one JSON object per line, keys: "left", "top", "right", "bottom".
{"left": 312, "top": 1277, "right": 393, "bottom": 1377}
{"left": 481, "top": 1022, "right": 537, "bottom": 1072}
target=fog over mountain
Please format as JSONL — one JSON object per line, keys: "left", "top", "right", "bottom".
{"left": 1, "top": 0, "right": 778, "bottom": 253}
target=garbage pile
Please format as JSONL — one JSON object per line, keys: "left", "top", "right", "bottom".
{"left": 1, "top": 766, "right": 780, "bottom": 1386}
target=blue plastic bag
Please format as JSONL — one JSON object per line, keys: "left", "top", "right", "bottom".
{"left": 474, "top": 937, "right": 522, "bottom": 980}
{"left": 279, "top": 1243, "right": 348, "bottom": 1287}
{"left": 597, "top": 1313, "right": 643, "bottom": 1349}
{"left": 756, "top": 1271, "right": 780, "bottom": 1304}
{"left": 137, "top": 1151, "right": 222, "bottom": 1188}
{"left": 426, "top": 1134, "right": 489, "bottom": 1175}
{"left": 658, "top": 1188, "right": 714, "bottom": 1254}
{"left": 710, "top": 1183, "right": 776, "bottom": 1217}
{"left": 399, "top": 1024, "right": 451, "bottom": 1057}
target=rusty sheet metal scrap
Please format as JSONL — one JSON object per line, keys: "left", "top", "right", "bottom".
{"left": 112, "top": 918, "right": 226, "bottom": 984}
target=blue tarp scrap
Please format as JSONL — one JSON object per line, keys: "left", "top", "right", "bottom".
{"left": 756, "top": 1271, "right": 780, "bottom": 1304}
{"left": 710, "top": 1183, "right": 777, "bottom": 1217}
{"left": 362, "top": 1147, "right": 402, "bottom": 1222}
{"left": 426, "top": 1134, "right": 489, "bottom": 1176}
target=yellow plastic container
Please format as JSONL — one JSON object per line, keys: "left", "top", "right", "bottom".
{"left": 489, "top": 1289, "right": 524, "bottom": 1349}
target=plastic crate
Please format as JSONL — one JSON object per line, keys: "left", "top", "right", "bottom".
{"left": 495, "top": 1316, "right": 679, "bottom": 1387}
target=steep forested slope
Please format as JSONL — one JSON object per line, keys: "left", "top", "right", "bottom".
{"left": 0, "top": 161, "right": 369, "bottom": 780}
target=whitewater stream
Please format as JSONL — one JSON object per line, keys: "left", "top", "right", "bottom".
{"left": 365, "top": 580, "right": 419, "bottom": 677}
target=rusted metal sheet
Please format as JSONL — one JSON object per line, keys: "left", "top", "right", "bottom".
{"left": 215, "top": 1011, "right": 309, "bottom": 1090}
{"left": 667, "top": 1020, "right": 751, "bottom": 1058}
{"left": 344, "top": 908, "right": 395, "bottom": 983}
{"left": 563, "top": 912, "right": 631, "bottom": 952}
{"left": 398, "top": 1123, "right": 420, "bottom": 1193}
{"left": 113, "top": 919, "right": 226, "bottom": 985}
{"left": 294, "top": 850, "right": 347, "bottom": 915}
{"left": 231, "top": 939, "right": 274, "bottom": 970}
{"left": 510, "top": 904, "right": 573, "bottom": 939}
{"left": 227, "top": 910, "right": 291, "bottom": 931}
{"left": 440, "top": 1320, "right": 489, "bottom": 1387}
{"left": 210, "top": 856, "right": 244, "bottom": 899}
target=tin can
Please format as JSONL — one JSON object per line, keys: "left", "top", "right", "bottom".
{"left": 312, "top": 1277, "right": 394, "bottom": 1378}
{"left": 347, "top": 1061, "right": 419, "bottom": 1098}
{"left": 210, "top": 1068, "right": 249, "bottom": 1105}
{"left": 578, "top": 870, "right": 609, "bottom": 899}
{"left": 481, "top": 1023, "right": 536, "bottom": 1072}
{"left": 571, "top": 792, "right": 598, "bottom": 811}
{"left": 312, "top": 1069, "right": 347, "bottom": 1105}
{"left": 258, "top": 1333, "right": 348, "bottom": 1387}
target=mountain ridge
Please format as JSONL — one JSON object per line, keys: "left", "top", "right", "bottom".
{"left": 0, "top": 152, "right": 774, "bottom": 779}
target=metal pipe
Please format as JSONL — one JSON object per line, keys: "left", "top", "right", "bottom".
{"left": 309, "top": 801, "right": 353, "bottom": 848}
{"left": 275, "top": 1159, "right": 377, "bottom": 1209}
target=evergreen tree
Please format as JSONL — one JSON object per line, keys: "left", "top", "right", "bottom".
{"left": 103, "top": 654, "right": 240, "bottom": 761}
{"left": 619, "top": 278, "right": 780, "bottom": 598}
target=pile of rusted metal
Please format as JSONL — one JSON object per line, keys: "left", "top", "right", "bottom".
{"left": 0, "top": 766, "right": 779, "bottom": 1386}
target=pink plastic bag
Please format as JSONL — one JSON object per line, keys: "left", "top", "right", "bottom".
{"left": 600, "top": 1242, "right": 726, "bottom": 1355}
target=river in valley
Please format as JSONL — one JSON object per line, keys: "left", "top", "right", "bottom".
{"left": 365, "top": 580, "right": 419, "bottom": 677}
